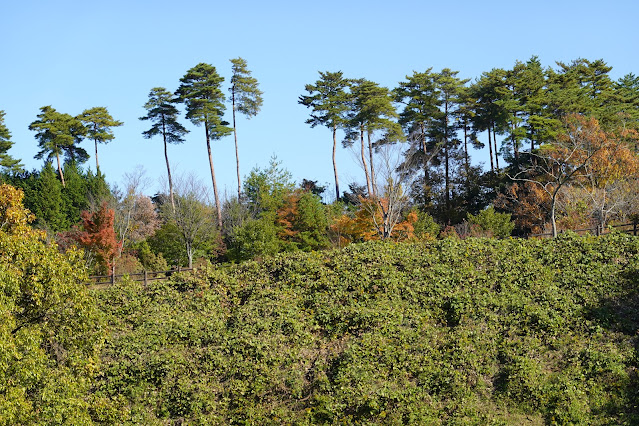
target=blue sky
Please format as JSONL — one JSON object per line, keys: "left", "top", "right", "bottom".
{"left": 2, "top": 0, "right": 638, "bottom": 200}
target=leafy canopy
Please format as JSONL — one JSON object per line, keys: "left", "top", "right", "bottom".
{"left": 230, "top": 57, "right": 263, "bottom": 118}
{"left": 176, "top": 63, "right": 233, "bottom": 139}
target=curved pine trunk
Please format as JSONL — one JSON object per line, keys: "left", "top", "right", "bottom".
{"left": 162, "top": 120, "right": 175, "bottom": 212}
{"left": 56, "top": 151, "right": 66, "bottom": 188}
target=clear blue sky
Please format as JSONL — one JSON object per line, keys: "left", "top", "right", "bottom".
{"left": 2, "top": 0, "right": 638, "bottom": 200}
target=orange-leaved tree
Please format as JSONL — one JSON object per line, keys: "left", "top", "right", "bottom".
{"left": 276, "top": 189, "right": 330, "bottom": 251}
{"left": 576, "top": 123, "right": 639, "bottom": 230}
{"left": 508, "top": 114, "right": 632, "bottom": 237}
{"left": 330, "top": 196, "right": 417, "bottom": 246}
{"left": 495, "top": 182, "right": 552, "bottom": 235}
{"left": 76, "top": 201, "right": 121, "bottom": 275}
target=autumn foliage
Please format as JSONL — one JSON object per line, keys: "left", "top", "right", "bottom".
{"left": 503, "top": 114, "right": 639, "bottom": 234}
{"left": 276, "top": 190, "right": 330, "bottom": 251}
{"left": 330, "top": 196, "right": 417, "bottom": 246}
{"left": 0, "top": 184, "right": 36, "bottom": 235}
{"left": 75, "top": 202, "right": 121, "bottom": 274}
{"left": 495, "top": 182, "right": 551, "bottom": 234}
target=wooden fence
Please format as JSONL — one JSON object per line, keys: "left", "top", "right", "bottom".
{"left": 529, "top": 221, "right": 639, "bottom": 238}
{"left": 86, "top": 221, "right": 637, "bottom": 286}
{"left": 87, "top": 267, "right": 193, "bottom": 287}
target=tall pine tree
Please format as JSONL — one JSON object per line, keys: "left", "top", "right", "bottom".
{"left": 140, "top": 87, "right": 189, "bottom": 211}
{"left": 299, "top": 71, "right": 351, "bottom": 201}
{"left": 229, "top": 57, "right": 263, "bottom": 199}
{"left": 345, "top": 79, "right": 401, "bottom": 197}
{"left": 432, "top": 69, "right": 469, "bottom": 213}
{"left": 29, "top": 106, "right": 88, "bottom": 187}
{"left": 176, "top": 63, "right": 232, "bottom": 228}
{"left": 394, "top": 70, "right": 441, "bottom": 204}
{"left": 79, "top": 107, "right": 123, "bottom": 173}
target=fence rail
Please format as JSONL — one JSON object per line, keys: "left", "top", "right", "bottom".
{"left": 529, "top": 221, "right": 638, "bottom": 238}
{"left": 86, "top": 221, "right": 637, "bottom": 286}
{"left": 87, "top": 267, "right": 193, "bottom": 287}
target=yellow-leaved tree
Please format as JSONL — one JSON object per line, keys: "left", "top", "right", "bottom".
{"left": 0, "top": 184, "right": 105, "bottom": 424}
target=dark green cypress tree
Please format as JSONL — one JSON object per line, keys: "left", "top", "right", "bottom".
{"left": 61, "top": 161, "right": 88, "bottom": 226}
{"left": 85, "top": 169, "right": 112, "bottom": 205}
{"left": 34, "top": 162, "right": 67, "bottom": 231}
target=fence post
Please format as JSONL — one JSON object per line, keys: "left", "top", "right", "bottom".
{"left": 634, "top": 221, "right": 637, "bottom": 236}
{"left": 144, "top": 270, "right": 148, "bottom": 287}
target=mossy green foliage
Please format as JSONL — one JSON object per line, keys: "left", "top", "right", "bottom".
{"left": 93, "top": 232, "right": 639, "bottom": 424}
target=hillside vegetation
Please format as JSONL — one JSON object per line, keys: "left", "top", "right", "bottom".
{"left": 91, "top": 234, "right": 639, "bottom": 424}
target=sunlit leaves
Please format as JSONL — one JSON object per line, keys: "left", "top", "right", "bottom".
{"left": 0, "top": 185, "right": 103, "bottom": 423}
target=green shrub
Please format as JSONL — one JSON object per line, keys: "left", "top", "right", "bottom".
{"left": 91, "top": 234, "right": 639, "bottom": 424}
{"left": 467, "top": 206, "right": 515, "bottom": 238}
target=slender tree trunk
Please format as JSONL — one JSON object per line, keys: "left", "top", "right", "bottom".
{"left": 232, "top": 89, "right": 241, "bottom": 200}
{"left": 56, "top": 151, "right": 66, "bottom": 188}
{"left": 360, "top": 124, "right": 372, "bottom": 197}
{"left": 186, "top": 241, "right": 193, "bottom": 268}
{"left": 205, "top": 124, "right": 223, "bottom": 229}
{"left": 444, "top": 102, "right": 450, "bottom": 209}
{"left": 493, "top": 123, "right": 500, "bottom": 171}
{"left": 463, "top": 121, "right": 469, "bottom": 174}
{"left": 421, "top": 123, "right": 430, "bottom": 201}
{"left": 551, "top": 191, "right": 558, "bottom": 238}
{"left": 162, "top": 120, "right": 175, "bottom": 211}
{"left": 444, "top": 141, "right": 450, "bottom": 207}
{"left": 367, "top": 131, "right": 376, "bottom": 197}
{"left": 531, "top": 130, "right": 535, "bottom": 153}
{"left": 488, "top": 125, "right": 494, "bottom": 172}
{"left": 512, "top": 118, "right": 519, "bottom": 164}
{"left": 94, "top": 139, "right": 100, "bottom": 173}
{"left": 332, "top": 124, "right": 340, "bottom": 201}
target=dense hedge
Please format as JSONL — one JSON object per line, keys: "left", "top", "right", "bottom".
{"left": 92, "top": 233, "right": 639, "bottom": 424}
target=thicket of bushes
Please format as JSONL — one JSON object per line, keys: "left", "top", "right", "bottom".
{"left": 90, "top": 233, "right": 639, "bottom": 424}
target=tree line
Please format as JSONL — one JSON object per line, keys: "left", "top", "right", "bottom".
{"left": 1, "top": 55, "right": 638, "bottom": 272}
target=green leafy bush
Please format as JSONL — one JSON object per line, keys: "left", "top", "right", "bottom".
{"left": 90, "top": 232, "right": 639, "bottom": 424}
{"left": 467, "top": 206, "right": 515, "bottom": 238}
